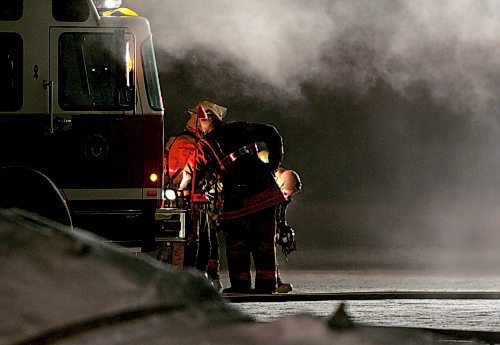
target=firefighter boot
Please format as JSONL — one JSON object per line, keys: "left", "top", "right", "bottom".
{"left": 211, "top": 278, "right": 223, "bottom": 292}
{"left": 276, "top": 273, "right": 293, "bottom": 293}
{"left": 277, "top": 282, "right": 293, "bottom": 293}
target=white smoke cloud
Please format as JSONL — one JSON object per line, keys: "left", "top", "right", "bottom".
{"left": 133, "top": 0, "right": 336, "bottom": 95}
{"left": 124, "top": 0, "right": 500, "bottom": 270}
{"left": 130, "top": 0, "right": 500, "bottom": 116}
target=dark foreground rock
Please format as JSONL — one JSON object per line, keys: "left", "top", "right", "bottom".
{"left": 0, "top": 209, "right": 484, "bottom": 345}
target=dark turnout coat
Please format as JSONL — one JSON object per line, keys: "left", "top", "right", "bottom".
{"left": 194, "top": 121, "right": 285, "bottom": 220}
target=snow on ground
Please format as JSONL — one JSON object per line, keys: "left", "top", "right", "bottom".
{"left": 0, "top": 209, "right": 486, "bottom": 344}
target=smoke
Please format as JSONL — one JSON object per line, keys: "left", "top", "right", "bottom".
{"left": 126, "top": 0, "right": 500, "bottom": 270}
{"left": 129, "top": 0, "right": 500, "bottom": 116}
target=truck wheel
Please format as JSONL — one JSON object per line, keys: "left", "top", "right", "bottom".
{"left": 0, "top": 166, "right": 73, "bottom": 228}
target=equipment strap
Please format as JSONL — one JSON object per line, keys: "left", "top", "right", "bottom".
{"left": 222, "top": 144, "right": 255, "bottom": 167}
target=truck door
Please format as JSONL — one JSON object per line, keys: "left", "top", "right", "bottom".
{"left": 48, "top": 27, "right": 150, "bottom": 241}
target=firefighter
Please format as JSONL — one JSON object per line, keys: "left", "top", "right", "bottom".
{"left": 274, "top": 167, "right": 302, "bottom": 293}
{"left": 258, "top": 149, "right": 302, "bottom": 293}
{"left": 166, "top": 108, "right": 222, "bottom": 290}
{"left": 182, "top": 101, "right": 285, "bottom": 294}
{"left": 166, "top": 116, "right": 198, "bottom": 190}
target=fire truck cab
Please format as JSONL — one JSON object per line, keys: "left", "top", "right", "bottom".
{"left": 0, "top": 0, "right": 184, "bottom": 256}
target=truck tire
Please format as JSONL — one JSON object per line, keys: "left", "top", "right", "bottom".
{"left": 0, "top": 166, "right": 73, "bottom": 228}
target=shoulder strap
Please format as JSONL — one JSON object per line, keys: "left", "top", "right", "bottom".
{"left": 199, "top": 138, "right": 227, "bottom": 171}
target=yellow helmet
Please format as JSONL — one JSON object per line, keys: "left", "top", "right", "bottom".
{"left": 187, "top": 101, "right": 227, "bottom": 121}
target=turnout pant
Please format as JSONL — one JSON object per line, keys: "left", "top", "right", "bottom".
{"left": 184, "top": 204, "right": 220, "bottom": 277}
{"left": 222, "top": 206, "right": 277, "bottom": 292}
{"left": 207, "top": 226, "right": 221, "bottom": 280}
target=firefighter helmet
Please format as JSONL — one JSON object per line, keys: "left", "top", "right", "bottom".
{"left": 275, "top": 168, "right": 302, "bottom": 199}
{"left": 187, "top": 101, "right": 227, "bottom": 121}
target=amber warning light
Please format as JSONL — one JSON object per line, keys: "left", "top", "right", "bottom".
{"left": 149, "top": 173, "right": 159, "bottom": 183}
{"left": 146, "top": 174, "right": 160, "bottom": 197}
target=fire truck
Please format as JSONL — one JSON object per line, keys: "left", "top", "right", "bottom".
{"left": 0, "top": 0, "right": 185, "bottom": 257}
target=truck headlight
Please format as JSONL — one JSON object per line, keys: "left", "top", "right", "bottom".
{"left": 164, "top": 189, "right": 177, "bottom": 201}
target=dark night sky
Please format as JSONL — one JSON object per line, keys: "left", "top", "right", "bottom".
{"left": 126, "top": 0, "right": 500, "bottom": 270}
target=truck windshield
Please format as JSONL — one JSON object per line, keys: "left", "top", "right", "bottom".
{"left": 141, "top": 37, "right": 163, "bottom": 112}
{"left": 58, "top": 32, "right": 134, "bottom": 111}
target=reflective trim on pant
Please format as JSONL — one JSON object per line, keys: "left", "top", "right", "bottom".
{"left": 255, "top": 270, "right": 277, "bottom": 291}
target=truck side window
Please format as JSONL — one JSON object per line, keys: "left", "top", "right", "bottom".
{"left": 53, "top": 0, "right": 90, "bottom": 22}
{"left": 0, "top": 0, "right": 23, "bottom": 20}
{"left": 141, "top": 37, "right": 163, "bottom": 111}
{"left": 58, "top": 32, "right": 134, "bottom": 111}
{"left": 0, "top": 33, "right": 23, "bottom": 111}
